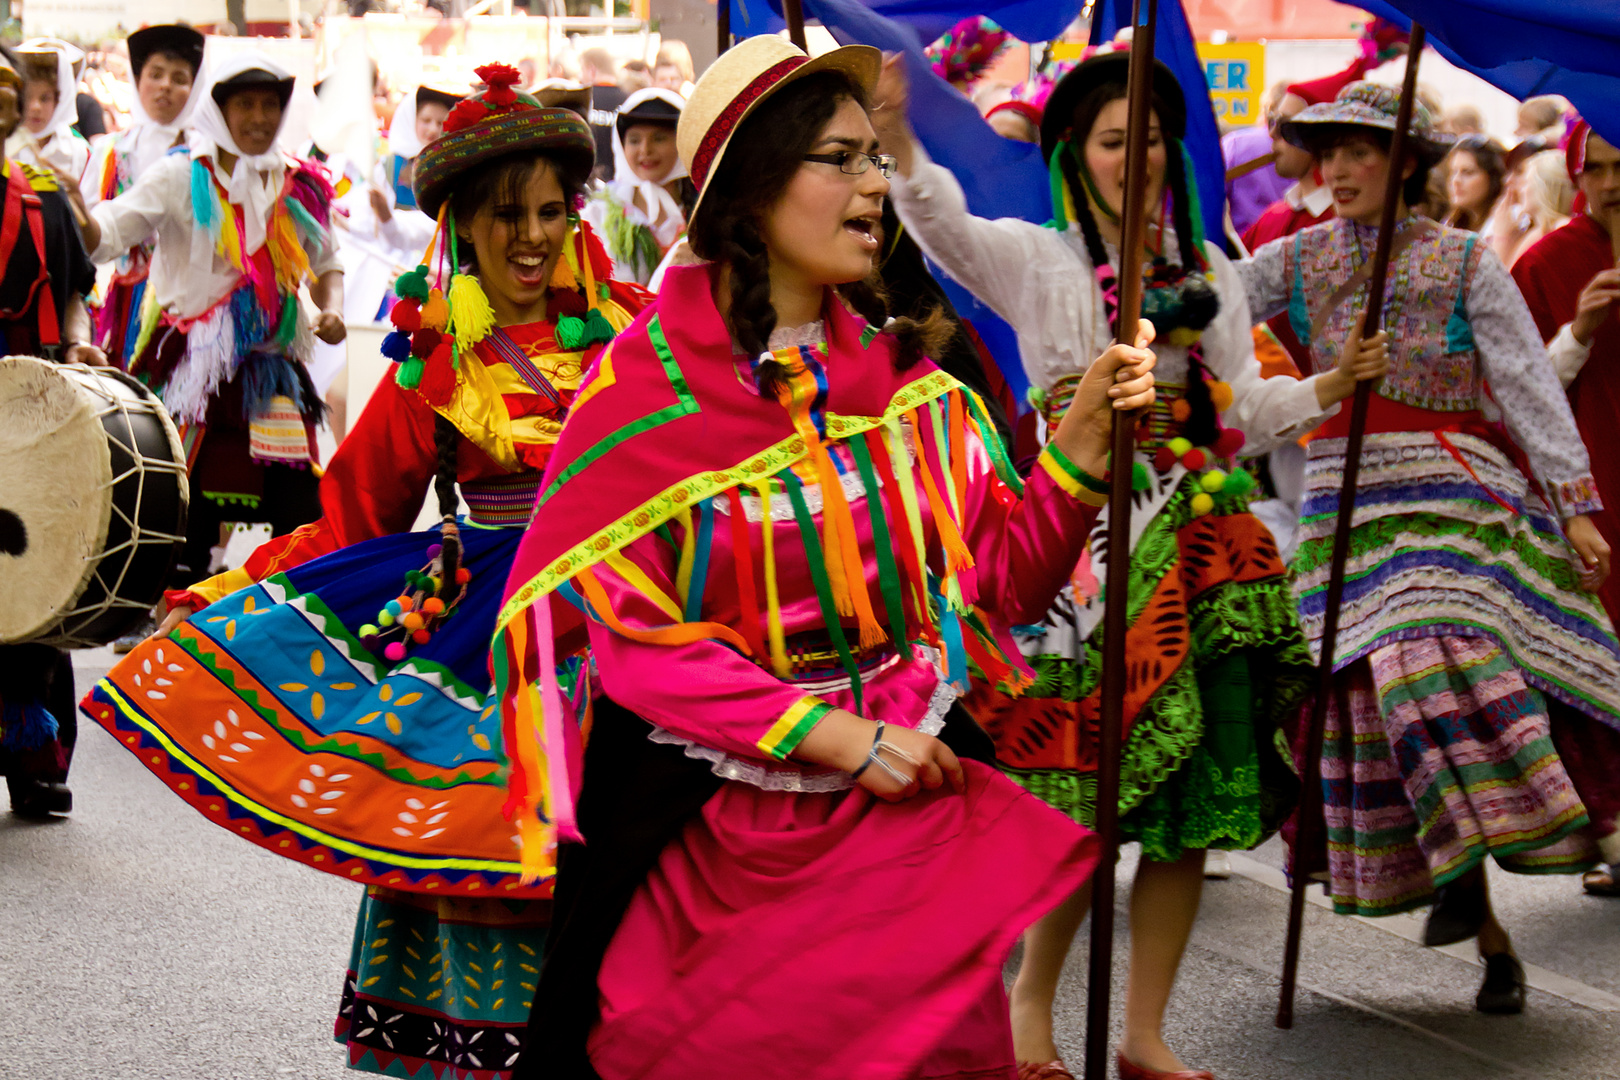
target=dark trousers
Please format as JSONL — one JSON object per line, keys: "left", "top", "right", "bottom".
{"left": 0, "top": 644, "right": 76, "bottom": 789}
{"left": 512, "top": 698, "right": 996, "bottom": 1080}
{"left": 176, "top": 464, "right": 321, "bottom": 585}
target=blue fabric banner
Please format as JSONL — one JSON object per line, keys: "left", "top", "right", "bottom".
{"left": 1359, "top": 0, "right": 1620, "bottom": 147}
{"left": 730, "top": 0, "right": 1081, "bottom": 45}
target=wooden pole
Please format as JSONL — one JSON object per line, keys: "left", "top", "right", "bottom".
{"left": 1084, "top": 1, "right": 1156, "bottom": 1076}
{"left": 1275, "top": 21, "right": 1427, "bottom": 1031}
{"left": 783, "top": 0, "right": 808, "bottom": 51}
{"left": 717, "top": 0, "right": 730, "bottom": 57}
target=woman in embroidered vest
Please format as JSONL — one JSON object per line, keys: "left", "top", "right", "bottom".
{"left": 1242, "top": 80, "right": 1620, "bottom": 1015}
{"left": 494, "top": 36, "right": 1158, "bottom": 1080}
{"left": 873, "top": 47, "right": 1388, "bottom": 1080}
{"left": 80, "top": 24, "right": 205, "bottom": 369}
{"left": 82, "top": 64, "right": 649, "bottom": 1080}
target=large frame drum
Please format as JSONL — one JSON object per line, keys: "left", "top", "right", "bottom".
{"left": 0, "top": 357, "right": 189, "bottom": 647}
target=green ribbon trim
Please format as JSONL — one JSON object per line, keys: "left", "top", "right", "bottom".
{"left": 781, "top": 468, "right": 864, "bottom": 716}
{"left": 850, "top": 432, "right": 909, "bottom": 651}
{"left": 962, "top": 388, "right": 1023, "bottom": 494}
{"left": 537, "top": 314, "right": 701, "bottom": 507}
{"left": 495, "top": 367, "right": 962, "bottom": 633}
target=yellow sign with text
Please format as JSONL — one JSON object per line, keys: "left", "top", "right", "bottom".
{"left": 1198, "top": 42, "right": 1266, "bottom": 126}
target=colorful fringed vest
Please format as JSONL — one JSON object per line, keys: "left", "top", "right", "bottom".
{"left": 1287, "top": 216, "right": 1486, "bottom": 412}
{"left": 492, "top": 263, "right": 1031, "bottom": 882}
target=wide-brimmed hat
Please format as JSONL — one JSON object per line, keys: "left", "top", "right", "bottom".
{"left": 677, "top": 35, "right": 880, "bottom": 228}
{"left": 413, "top": 62, "right": 595, "bottom": 220}
{"left": 1280, "top": 80, "right": 1452, "bottom": 161}
{"left": 210, "top": 65, "right": 295, "bottom": 110}
{"left": 1039, "top": 46, "right": 1185, "bottom": 163}
{"left": 127, "top": 24, "right": 205, "bottom": 81}
{"left": 531, "top": 78, "right": 591, "bottom": 118}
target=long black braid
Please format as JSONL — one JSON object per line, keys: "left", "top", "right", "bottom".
{"left": 431, "top": 413, "right": 461, "bottom": 599}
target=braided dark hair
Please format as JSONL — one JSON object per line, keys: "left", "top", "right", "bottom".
{"left": 431, "top": 413, "right": 461, "bottom": 598}
{"left": 686, "top": 69, "right": 948, "bottom": 397}
{"left": 1062, "top": 82, "right": 1220, "bottom": 446}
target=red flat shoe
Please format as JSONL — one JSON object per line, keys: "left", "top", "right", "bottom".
{"left": 1116, "top": 1051, "right": 1215, "bottom": 1080}
{"left": 1016, "top": 1061, "right": 1076, "bottom": 1080}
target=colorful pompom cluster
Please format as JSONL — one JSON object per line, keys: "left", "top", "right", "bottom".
{"left": 1151, "top": 426, "right": 1254, "bottom": 516}
{"left": 445, "top": 62, "right": 528, "bottom": 134}
{"left": 356, "top": 542, "right": 475, "bottom": 663}
{"left": 926, "top": 16, "right": 1011, "bottom": 87}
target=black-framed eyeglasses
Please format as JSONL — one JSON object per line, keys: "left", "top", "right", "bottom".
{"left": 803, "top": 150, "right": 898, "bottom": 178}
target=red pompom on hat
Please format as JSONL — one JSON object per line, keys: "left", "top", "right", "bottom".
{"left": 478, "top": 62, "right": 522, "bottom": 107}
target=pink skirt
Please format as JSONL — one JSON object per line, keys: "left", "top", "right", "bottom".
{"left": 587, "top": 760, "right": 1098, "bottom": 1080}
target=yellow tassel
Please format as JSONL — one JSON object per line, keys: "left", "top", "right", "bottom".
{"left": 447, "top": 273, "right": 496, "bottom": 351}
{"left": 552, "top": 225, "right": 579, "bottom": 291}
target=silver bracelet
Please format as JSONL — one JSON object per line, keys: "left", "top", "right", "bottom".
{"left": 848, "top": 721, "right": 923, "bottom": 785}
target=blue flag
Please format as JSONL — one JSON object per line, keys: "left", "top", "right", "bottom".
{"left": 1360, "top": 0, "right": 1620, "bottom": 147}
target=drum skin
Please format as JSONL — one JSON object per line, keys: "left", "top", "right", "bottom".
{"left": 0, "top": 357, "right": 188, "bottom": 646}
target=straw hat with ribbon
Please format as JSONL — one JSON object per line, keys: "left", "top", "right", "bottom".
{"left": 382, "top": 62, "right": 608, "bottom": 404}
{"left": 676, "top": 35, "right": 880, "bottom": 230}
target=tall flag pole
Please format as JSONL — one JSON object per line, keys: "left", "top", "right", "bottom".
{"left": 1084, "top": 0, "right": 1157, "bottom": 1075}
{"left": 1275, "top": 21, "right": 1428, "bottom": 1032}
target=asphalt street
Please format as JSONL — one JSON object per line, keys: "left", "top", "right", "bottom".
{"left": 2, "top": 647, "right": 1617, "bottom": 1080}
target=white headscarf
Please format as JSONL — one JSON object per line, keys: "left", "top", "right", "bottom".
{"left": 608, "top": 87, "right": 688, "bottom": 243}
{"left": 188, "top": 51, "right": 296, "bottom": 255}
{"left": 387, "top": 86, "right": 430, "bottom": 162}
{"left": 125, "top": 42, "right": 207, "bottom": 178}
{"left": 15, "top": 40, "right": 81, "bottom": 155}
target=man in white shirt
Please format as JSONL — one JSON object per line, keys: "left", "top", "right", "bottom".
{"left": 70, "top": 52, "right": 345, "bottom": 592}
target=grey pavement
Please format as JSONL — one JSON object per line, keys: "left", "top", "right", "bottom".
{"left": 0, "top": 648, "right": 1617, "bottom": 1079}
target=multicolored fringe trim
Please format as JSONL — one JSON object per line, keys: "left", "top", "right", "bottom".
{"left": 492, "top": 364, "right": 1032, "bottom": 883}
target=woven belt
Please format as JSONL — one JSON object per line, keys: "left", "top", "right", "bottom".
{"left": 462, "top": 473, "right": 543, "bottom": 527}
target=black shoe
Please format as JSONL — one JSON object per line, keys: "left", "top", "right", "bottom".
{"left": 112, "top": 615, "right": 157, "bottom": 654}
{"left": 1423, "top": 876, "right": 1488, "bottom": 946}
{"left": 1475, "top": 952, "right": 1526, "bottom": 1014}
{"left": 8, "top": 779, "right": 72, "bottom": 817}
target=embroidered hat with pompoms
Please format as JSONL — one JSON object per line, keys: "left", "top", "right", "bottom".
{"left": 412, "top": 62, "right": 596, "bottom": 220}
{"left": 384, "top": 62, "right": 618, "bottom": 410}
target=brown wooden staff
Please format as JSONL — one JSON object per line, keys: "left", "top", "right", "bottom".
{"left": 1084, "top": 0, "right": 1158, "bottom": 1076}
{"left": 783, "top": 0, "right": 808, "bottom": 50}
{"left": 1275, "top": 21, "right": 1428, "bottom": 1031}
{"left": 717, "top": 0, "right": 730, "bottom": 57}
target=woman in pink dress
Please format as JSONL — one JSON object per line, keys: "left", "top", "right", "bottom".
{"left": 493, "top": 36, "right": 1158, "bottom": 1080}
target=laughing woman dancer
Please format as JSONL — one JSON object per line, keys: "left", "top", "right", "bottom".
{"left": 84, "top": 65, "right": 648, "bottom": 1080}
{"left": 1243, "top": 82, "right": 1620, "bottom": 1015}
{"left": 872, "top": 48, "right": 1387, "bottom": 1080}
{"left": 497, "top": 36, "right": 1156, "bottom": 1080}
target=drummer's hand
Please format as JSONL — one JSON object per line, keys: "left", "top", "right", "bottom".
{"left": 1566, "top": 514, "right": 1611, "bottom": 591}
{"left": 789, "top": 708, "right": 965, "bottom": 802}
{"left": 64, "top": 342, "right": 108, "bottom": 367}
{"left": 148, "top": 604, "right": 194, "bottom": 644}
{"left": 314, "top": 310, "right": 346, "bottom": 344}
